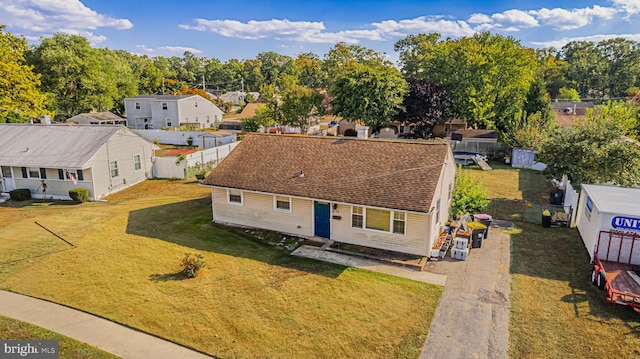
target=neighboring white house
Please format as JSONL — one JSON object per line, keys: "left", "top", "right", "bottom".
{"left": 201, "top": 134, "right": 457, "bottom": 257}
{"left": 216, "top": 91, "right": 260, "bottom": 106}
{"left": 124, "top": 95, "right": 223, "bottom": 130}
{"left": 0, "top": 124, "right": 158, "bottom": 200}
{"left": 66, "top": 111, "right": 126, "bottom": 125}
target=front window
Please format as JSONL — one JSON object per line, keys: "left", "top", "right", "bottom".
{"left": 275, "top": 196, "right": 291, "bottom": 212}
{"left": 393, "top": 212, "right": 406, "bottom": 235}
{"left": 228, "top": 189, "right": 243, "bottom": 204}
{"left": 366, "top": 208, "right": 391, "bottom": 232}
{"left": 167, "top": 119, "right": 172, "bottom": 127}
{"left": 135, "top": 102, "right": 140, "bottom": 110}
{"left": 352, "top": 206, "right": 363, "bottom": 228}
{"left": 133, "top": 155, "right": 141, "bottom": 171}
{"left": 110, "top": 161, "right": 119, "bottom": 178}
{"left": 28, "top": 167, "right": 40, "bottom": 178}
{"left": 162, "top": 102, "right": 167, "bottom": 110}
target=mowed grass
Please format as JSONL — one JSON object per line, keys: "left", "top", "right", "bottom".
{"left": 0, "top": 180, "right": 442, "bottom": 359}
{"left": 462, "top": 164, "right": 640, "bottom": 358}
{"left": 0, "top": 315, "right": 117, "bottom": 359}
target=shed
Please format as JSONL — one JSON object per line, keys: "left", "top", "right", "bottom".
{"left": 576, "top": 184, "right": 640, "bottom": 261}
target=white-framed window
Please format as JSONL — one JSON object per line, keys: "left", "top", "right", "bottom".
{"left": 28, "top": 167, "right": 40, "bottom": 178}
{"left": 351, "top": 205, "right": 406, "bottom": 235}
{"left": 162, "top": 102, "right": 167, "bottom": 110}
{"left": 351, "top": 206, "right": 363, "bottom": 228}
{"left": 393, "top": 212, "right": 406, "bottom": 235}
{"left": 110, "top": 161, "right": 119, "bottom": 178}
{"left": 227, "top": 189, "right": 243, "bottom": 205}
{"left": 435, "top": 199, "right": 441, "bottom": 224}
{"left": 274, "top": 196, "right": 291, "bottom": 212}
{"left": 195, "top": 102, "right": 198, "bottom": 108}
{"left": 135, "top": 102, "right": 140, "bottom": 110}
{"left": 167, "top": 119, "right": 172, "bottom": 127}
{"left": 448, "top": 183, "right": 453, "bottom": 201}
{"left": 206, "top": 116, "right": 210, "bottom": 123}
{"left": 133, "top": 154, "right": 142, "bottom": 171}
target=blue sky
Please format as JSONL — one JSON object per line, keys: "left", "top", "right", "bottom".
{"left": 1, "top": 0, "right": 639, "bottom": 61}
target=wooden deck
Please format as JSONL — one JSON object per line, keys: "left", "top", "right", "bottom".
{"left": 601, "top": 261, "right": 640, "bottom": 294}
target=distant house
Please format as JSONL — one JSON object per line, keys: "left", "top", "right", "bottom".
{"left": 552, "top": 101, "right": 595, "bottom": 126}
{"left": 124, "top": 95, "right": 223, "bottom": 130}
{"left": 0, "top": 124, "right": 158, "bottom": 200}
{"left": 433, "top": 119, "right": 467, "bottom": 138}
{"left": 201, "top": 134, "right": 457, "bottom": 256}
{"left": 218, "top": 91, "right": 260, "bottom": 106}
{"left": 66, "top": 111, "right": 126, "bottom": 125}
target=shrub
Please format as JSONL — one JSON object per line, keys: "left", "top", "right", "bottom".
{"left": 153, "top": 137, "right": 160, "bottom": 145}
{"left": 9, "top": 188, "right": 31, "bottom": 201}
{"left": 69, "top": 188, "right": 89, "bottom": 202}
{"left": 450, "top": 165, "right": 490, "bottom": 216}
{"left": 181, "top": 253, "right": 206, "bottom": 278}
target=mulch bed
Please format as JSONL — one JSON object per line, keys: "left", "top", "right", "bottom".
{"left": 328, "top": 243, "right": 427, "bottom": 271}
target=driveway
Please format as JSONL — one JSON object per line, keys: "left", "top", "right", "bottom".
{"left": 421, "top": 221, "right": 512, "bottom": 359}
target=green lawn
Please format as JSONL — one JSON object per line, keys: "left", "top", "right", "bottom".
{"left": 0, "top": 316, "right": 117, "bottom": 359}
{"left": 0, "top": 180, "right": 441, "bottom": 359}
{"left": 462, "top": 163, "right": 640, "bottom": 358}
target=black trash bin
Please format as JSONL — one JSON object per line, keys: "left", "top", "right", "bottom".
{"left": 473, "top": 214, "right": 493, "bottom": 238}
{"left": 542, "top": 213, "right": 552, "bottom": 227}
{"left": 468, "top": 222, "right": 487, "bottom": 248}
{"left": 549, "top": 190, "right": 564, "bottom": 205}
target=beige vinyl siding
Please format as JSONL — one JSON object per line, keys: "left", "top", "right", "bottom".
{"left": 85, "top": 127, "right": 154, "bottom": 199}
{"left": 331, "top": 203, "right": 432, "bottom": 256}
{"left": 428, "top": 150, "right": 457, "bottom": 241}
{"left": 212, "top": 188, "right": 313, "bottom": 237}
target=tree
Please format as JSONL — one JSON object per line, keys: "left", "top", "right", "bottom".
{"left": 0, "top": 25, "right": 49, "bottom": 122}
{"left": 294, "top": 52, "right": 326, "bottom": 88}
{"left": 323, "top": 42, "right": 390, "bottom": 80}
{"left": 501, "top": 111, "right": 554, "bottom": 153}
{"left": 522, "top": 75, "right": 554, "bottom": 123}
{"left": 329, "top": 63, "right": 408, "bottom": 130}
{"left": 396, "top": 79, "right": 451, "bottom": 138}
{"left": 558, "top": 87, "right": 581, "bottom": 101}
{"left": 280, "top": 86, "right": 325, "bottom": 134}
{"left": 539, "top": 108, "right": 640, "bottom": 187}
{"left": 560, "top": 41, "right": 604, "bottom": 98}
{"left": 536, "top": 48, "right": 569, "bottom": 99}
{"left": 395, "top": 33, "right": 538, "bottom": 131}
{"left": 450, "top": 166, "right": 490, "bottom": 216}
{"left": 28, "top": 33, "right": 123, "bottom": 118}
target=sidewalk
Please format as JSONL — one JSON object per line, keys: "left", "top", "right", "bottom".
{"left": 291, "top": 245, "right": 447, "bottom": 286}
{"left": 0, "top": 290, "right": 212, "bottom": 359}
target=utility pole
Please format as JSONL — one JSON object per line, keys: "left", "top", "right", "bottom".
{"left": 162, "top": 77, "right": 165, "bottom": 95}
{"left": 202, "top": 74, "right": 205, "bottom": 90}
{"left": 241, "top": 78, "right": 244, "bottom": 93}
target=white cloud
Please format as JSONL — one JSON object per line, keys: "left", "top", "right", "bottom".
{"left": 530, "top": 33, "right": 640, "bottom": 48}
{"left": 179, "top": 19, "right": 328, "bottom": 40}
{"left": 611, "top": 0, "right": 640, "bottom": 16}
{"left": 491, "top": 9, "right": 539, "bottom": 28}
{"left": 372, "top": 17, "right": 476, "bottom": 37}
{"left": 468, "top": 13, "right": 492, "bottom": 24}
{"left": 0, "top": 0, "right": 132, "bottom": 40}
{"left": 530, "top": 6, "right": 617, "bottom": 30}
{"left": 134, "top": 45, "right": 202, "bottom": 56}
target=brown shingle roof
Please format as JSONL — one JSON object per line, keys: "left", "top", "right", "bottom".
{"left": 237, "top": 103, "right": 262, "bottom": 119}
{"left": 202, "top": 134, "right": 452, "bottom": 213}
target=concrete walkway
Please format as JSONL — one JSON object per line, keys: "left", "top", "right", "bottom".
{"left": 0, "top": 290, "right": 212, "bottom": 359}
{"left": 291, "top": 245, "right": 447, "bottom": 286}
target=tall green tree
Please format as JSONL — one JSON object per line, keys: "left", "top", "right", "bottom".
{"left": 28, "top": 33, "right": 115, "bottom": 118}
{"left": 329, "top": 62, "right": 408, "bottom": 129}
{"left": 523, "top": 75, "right": 554, "bottom": 122}
{"left": 280, "top": 85, "right": 325, "bottom": 134}
{"left": 539, "top": 108, "right": 640, "bottom": 187}
{"left": 536, "top": 48, "right": 569, "bottom": 99}
{"left": 560, "top": 41, "right": 604, "bottom": 99}
{"left": 396, "top": 79, "right": 451, "bottom": 138}
{"left": 323, "top": 42, "right": 390, "bottom": 80}
{"left": 395, "top": 32, "right": 538, "bottom": 131}
{"left": 294, "top": 52, "right": 326, "bottom": 88}
{"left": 0, "top": 25, "right": 48, "bottom": 122}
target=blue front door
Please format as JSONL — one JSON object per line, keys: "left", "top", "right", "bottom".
{"left": 314, "top": 201, "right": 330, "bottom": 238}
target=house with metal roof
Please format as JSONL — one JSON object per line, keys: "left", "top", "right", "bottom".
{"left": 65, "top": 111, "right": 126, "bottom": 125}
{"left": 124, "top": 94, "right": 223, "bottom": 130}
{"left": 0, "top": 124, "right": 158, "bottom": 200}
{"left": 201, "top": 134, "right": 456, "bottom": 256}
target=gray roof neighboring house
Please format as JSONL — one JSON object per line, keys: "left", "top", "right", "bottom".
{"left": 0, "top": 124, "right": 152, "bottom": 168}
{"left": 66, "top": 111, "right": 125, "bottom": 124}
{"left": 126, "top": 95, "right": 195, "bottom": 101}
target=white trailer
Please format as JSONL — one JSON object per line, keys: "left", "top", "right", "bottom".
{"left": 576, "top": 184, "right": 640, "bottom": 262}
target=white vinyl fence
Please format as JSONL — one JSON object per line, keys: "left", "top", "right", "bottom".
{"left": 134, "top": 129, "right": 236, "bottom": 148}
{"left": 153, "top": 142, "right": 240, "bottom": 179}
